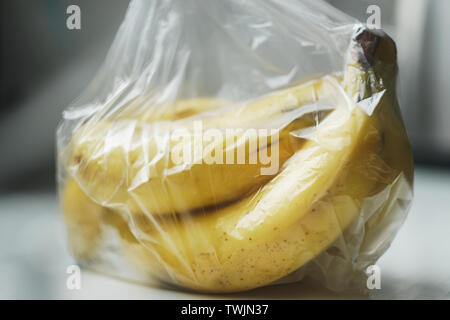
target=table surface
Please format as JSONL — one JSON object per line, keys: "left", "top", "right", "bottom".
{"left": 1, "top": 166, "right": 449, "bottom": 299}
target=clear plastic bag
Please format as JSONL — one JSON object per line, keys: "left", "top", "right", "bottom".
{"left": 57, "top": 0, "right": 413, "bottom": 294}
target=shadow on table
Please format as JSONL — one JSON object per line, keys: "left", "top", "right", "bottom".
{"left": 120, "top": 275, "right": 368, "bottom": 300}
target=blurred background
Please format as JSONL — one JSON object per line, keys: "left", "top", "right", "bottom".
{"left": 0, "top": 0, "right": 449, "bottom": 299}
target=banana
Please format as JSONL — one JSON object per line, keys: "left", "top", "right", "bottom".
{"left": 66, "top": 78, "right": 343, "bottom": 214}
{"left": 61, "top": 178, "right": 110, "bottom": 263}
{"left": 118, "top": 97, "right": 230, "bottom": 122}
{"left": 114, "top": 28, "right": 408, "bottom": 292}
{"left": 61, "top": 99, "right": 223, "bottom": 260}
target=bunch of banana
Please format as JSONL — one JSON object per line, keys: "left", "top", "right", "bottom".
{"left": 61, "top": 27, "right": 412, "bottom": 293}
{"left": 61, "top": 98, "right": 226, "bottom": 262}
{"left": 61, "top": 75, "right": 333, "bottom": 261}
{"left": 65, "top": 71, "right": 343, "bottom": 215}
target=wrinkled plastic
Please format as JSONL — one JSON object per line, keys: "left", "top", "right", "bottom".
{"left": 57, "top": 0, "right": 414, "bottom": 294}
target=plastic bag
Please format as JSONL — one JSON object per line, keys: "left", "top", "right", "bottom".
{"left": 57, "top": 0, "right": 413, "bottom": 294}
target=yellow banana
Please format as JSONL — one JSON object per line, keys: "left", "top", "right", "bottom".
{"left": 118, "top": 97, "right": 229, "bottom": 122}
{"left": 61, "top": 99, "right": 223, "bottom": 260}
{"left": 66, "top": 78, "right": 343, "bottom": 214}
{"left": 61, "top": 178, "right": 110, "bottom": 263}
{"left": 113, "top": 28, "right": 409, "bottom": 292}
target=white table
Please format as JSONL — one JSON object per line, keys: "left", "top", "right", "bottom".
{"left": 1, "top": 166, "right": 449, "bottom": 299}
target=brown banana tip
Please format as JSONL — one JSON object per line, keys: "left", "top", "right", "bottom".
{"left": 349, "top": 26, "right": 397, "bottom": 70}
